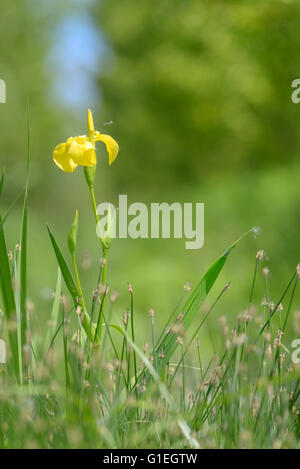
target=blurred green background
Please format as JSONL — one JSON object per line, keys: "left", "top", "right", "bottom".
{"left": 0, "top": 0, "right": 299, "bottom": 351}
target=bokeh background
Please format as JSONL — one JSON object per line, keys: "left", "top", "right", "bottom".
{"left": 1, "top": 0, "right": 299, "bottom": 353}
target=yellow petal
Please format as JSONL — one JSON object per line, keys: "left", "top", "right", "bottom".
{"left": 67, "top": 139, "right": 97, "bottom": 167}
{"left": 53, "top": 143, "right": 78, "bottom": 173}
{"left": 87, "top": 109, "right": 95, "bottom": 141}
{"left": 95, "top": 132, "right": 119, "bottom": 165}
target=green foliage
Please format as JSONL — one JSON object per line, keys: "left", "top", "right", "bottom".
{"left": 0, "top": 1, "right": 64, "bottom": 201}
{"left": 94, "top": 0, "right": 300, "bottom": 187}
{"left": 47, "top": 227, "right": 80, "bottom": 308}
{"left": 0, "top": 1, "right": 299, "bottom": 449}
{"left": 154, "top": 230, "right": 252, "bottom": 371}
{"left": 0, "top": 215, "right": 19, "bottom": 379}
{"left": 0, "top": 174, "right": 299, "bottom": 448}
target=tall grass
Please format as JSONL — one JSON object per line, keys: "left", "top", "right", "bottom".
{"left": 0, "top": 118, "right": 299, "bottom": 449}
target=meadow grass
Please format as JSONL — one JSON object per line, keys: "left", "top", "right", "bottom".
{"left": 0, "top": 119, "right": 299, "bottom": 449}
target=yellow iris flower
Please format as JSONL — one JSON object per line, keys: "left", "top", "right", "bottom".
{"left": 53, "top": 110, "right": 119, "bottom": 173}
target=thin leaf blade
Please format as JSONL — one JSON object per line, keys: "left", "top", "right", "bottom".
{"left": 0, "top": 219, "right": 20, "bottom": 378}
{"left": 47, "top": 226, "right": 79, "bottom": 304}
{"left": 155, "top": 228, "right": 254, "bottom": 369}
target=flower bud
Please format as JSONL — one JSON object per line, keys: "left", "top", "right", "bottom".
{"left": 68, "top": 210, "right": 78, "bottom": 255}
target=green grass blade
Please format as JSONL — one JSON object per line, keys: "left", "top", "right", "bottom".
{"left": 0, "top": 220, "right": 20, "bottom": 379}
{"left": 110, "top": 323, "right": 125, "bottom": 337}
{"left": 20, "top": 196, "right": 28, "bottom": 350}
{"left": 168, "top": 282, "right": 230, "bottom": 388}
{"left": 61, "top": 304, "right": 70, "bottom": 392}
{"left": 14, "top": 255, "right": 23, "bottom": 385}
{"left": 45, "top": 268, "right": 62, "bottom": 351}
{"left": 47, "top": 226, "right": 80, "bottom": 304}
{"left": 47, "top": 226, "right": 94, "bottom": 340}
{"left": 255, "top": 270, "right": 297, "bottom": 343}
{"left": 0, "top": 190, "right": 24, "bottom": 232}
{"left": 155, "top": 228, "right": 254, "bottom": 370}
{"left": 123, "top": 330, "right": 200, "bottom": 449}
{"left": 0, "top": 171, "right": 4, "bottom": 199}
{"left": 129, "top": 289, "right": 137, "bottom": 387}
{"left": 19, "top": 104, "right": 30, "bottom": 356}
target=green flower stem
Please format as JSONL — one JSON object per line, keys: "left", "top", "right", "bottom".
{"left": 89, "top": 185, "right": 99, "bottom": 225}
{"left": 71, "top": 252, "right": 90, "bottom": 338}
{"left": 88, "top": 184, "right": 109, "bottom": 343}
{"left": 86, "top": 113, "right": 110, "bottom": 344}
{"left": 88, "top": 184, "right": 109, "bottom": 280}
{"left": 96, "top": 248, "right": 108, "bottom": 343}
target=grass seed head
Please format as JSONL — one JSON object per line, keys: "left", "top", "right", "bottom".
{"left": 273, "top": 439, "right": 282, "bottom": 449}
{"left": 176, "top": 312, "right": 184, "bottom": 321}
{"left": 92, "top": 288, "right": 97, "bottom": 300}
{"left": 265, "top": 344, "right": 273, "bottom": 359}
{"left": 232, "top": 332, "right": 247, "bottom": 347}
{"left": 172, "top": 324, "right": 185, "bottom": 337}
{"left": 97, "top": 283, "right": 106, "bottom": 295}
{"left": 264, "top": 332, "right": 271, "bottom": 342}
{"left": 261, "top": 297, "right": 268, "bottom": 307}
{"left": 269, "top": 301, "right": 275, "bottom": 313}
{"left": 122, "top": 312, "right": 128, "bottom": 326}
{"left": 279, "top": 353, "right": 285, "bottom": 366}
{"left": 252, "top": 396, "right": 261, "bottom": 417}
{"left": 110, "top": 290, "right": 119, "bottom": 303}
{"left": 262, "top": 266, "right": 270, "bottom": 278}
{"left": 238, "top": 309, "right": 254, "bottom": 325}
{"left": 26, "top": 298, "right": 35, "bottom": 314}
{"left": 273, "top": 329, "right": 283, "bottom": 349}
{"left": 176, "top": 336, "right": 183, "bottom": 346}
{"left": 256, "top": 249, "right": 264, "bottom": 260}
{"left": 106, "top": 363, "right": 114, "bottom": 373}
{"left": 222, "top": 282, "right": 231, "bottom": 293}
{"left": 60, "top": 294, "right": 70, "bottom": 312}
